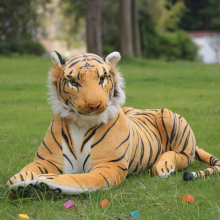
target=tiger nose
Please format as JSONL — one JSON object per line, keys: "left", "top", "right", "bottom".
{"left": 88, "top": 102, "right": 101, "bottom": 111}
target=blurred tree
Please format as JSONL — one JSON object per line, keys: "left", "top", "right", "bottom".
{"left": 157, "top": 0, "right": 186, "bottom": 32}
{"left": 120, "top": 0, "right": 133, "bottom": 58}
{"left": 102, "top": 0, "right": 120, "bottom": 56}
{"left": 132, "top": 0, "right": 142, "bottom": 58}
{"left": 205, "top": 0, "right": 220, "bottom": 30}
{"left": 178, "top": 0, "right": 220, "bottom": 31}
{"left": 0, "top": 0, "right": 51, "bottom": 40}
{"left": 178, "top": 0, "right": 210, "bottom": 31}
{"left": 86, "top": 0, "right": 102, "bottom": 56}
{"left": 138, "top": 0, "right": 160, "bottom": 58}
{"left": 142, "top": 0, "right": 186, "bottom": 33}
{"left": 58, "top": 0, "right": 86, "bottom": 50}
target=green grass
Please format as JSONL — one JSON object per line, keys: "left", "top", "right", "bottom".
{"left": 0, "top": 56, "right": 220, "bottom": 219}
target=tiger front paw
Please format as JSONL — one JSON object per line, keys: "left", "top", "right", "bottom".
{"left": 7, "top": 171, "right": 39, "bottom": 190}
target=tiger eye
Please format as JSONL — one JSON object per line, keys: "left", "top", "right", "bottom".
{"left": 100, "top": 76, "right": 105, "bottom": 83}
{"left": 70, "top": 78, "right": 76, "bottom": 86}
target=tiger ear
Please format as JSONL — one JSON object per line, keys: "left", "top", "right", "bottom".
{"left": 104, "top": 51, "right": 121, "bottom": 66}
{"left": 51, "top": 51, "right": 65, "bottom": 67}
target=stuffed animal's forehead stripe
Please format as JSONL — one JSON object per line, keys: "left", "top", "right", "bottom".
{"left": 65, "top": 53, "right": 104, "bottom": 65}
{"left": 62, "top": 53, "right": 109, "bottom": 79}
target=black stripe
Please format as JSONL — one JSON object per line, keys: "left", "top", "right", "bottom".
{"left": 88, "top": 58, "right": 104, "bottom": 64}
{"left": 31, "top": 172, "right": 33, "bottom": 180}
{"left": 135, "top": 112, "right": 155, "bottom": 118}
{"left": 37, "top": 166, "right": 44, "bottom": 174}
{"left": 161, "top": 109, "right": 169, "bottom": 151}
{"left": 62, "top": 129, "right": 77, "bottom": 159}
{"left": 65, "top": 56, "right": 81, "bottom": 65}
{"left": 20, "top": 174, "right": 24, "bottom": 181}
{"left": 10, "top": 180, "right": 13, "bottom": 184}
{"left": 128, "top": 116, "right": 142, "bottom": 130}
{"left": 85, "top": 125, "right": 98, "bottom": 137}
{"left": 83, "top": 154, "right": 90, "bottom": 172}
{"left": 118, "top": 166, "right": 128, "bottom": 171}
{"left": 195, "top": 149, "right": 202, "bottom": 161}
{"left": 155, "top": 118, "right": 163, "bottom": 143}
{"left": 63, "top": 154, "right": 74, "bottom": 170}
{"left": 210, "top": 156, "right": 220, "bottom": 166}
{"left": 81, "top": 128, "right": 97, "bottom": 152}
{"left": 65, "top": 122, "right": 73, "bottom": 146}
{"left": 179, "top": 151, "right": 189, "bottom": 159}
{"left": 138, "top": 167, "right": 143, "bottom": 174}
{"left": 109, "top": 143, "right": 130, "bottom": 163}
{"left": 128, "top": 144, "right": 138, "bottom": 168}
{"left": 88, "top": 166, "right": 111, "bottom": 173}
{"left": 42, "top": 140, "right": 52, "bottom": 154}
{"left": 124, "top": 109, "right": 135, "bottom": 115}
{"left": 37, "top": 152, "right": 62, "bottom": 174}
{"left": 139, "top": 135, "right": 145, "bottom": 165}
{"left": 46, "top": 178, "right": 54, "bottom": 180}
{"left": 116, "top": 130, "right": 130, "bottom": 150}
{"left": 180, "top": 130, "right": 190, "bottom": 153}
{"left": 69, "top": 60, "right": 80, "bottom": 68}
{"left": 99, "top": 173, "right": 110, "bottom": 187}
{"left": 58, "top": 77, "right": 66, "bottom": 102}
{"left": 135, "top": 117, "right": 153, "bottom": 140}
{"left": 133, "top": 163, "right": 139, "bottom": 173}
{"left": 170, "top": 113, "right": 177, "bottom": 144}
{"left": 131, "top": 118, "right": 152, "bottom": 165}
{"left": 141, "top": 116, "right": 156, "bottom": 128}
{"left": 91, "top": 114, "right": 120, "bottom": 148}
{"left": 176, "top": 123, "right": 189, "bottom": 149}
{"left": 165, "top": 161, "right": 169, "bottom": 173}
{"left": 63, "top": 81, "right": 71, "bottom": 95}
{"left": 35, "top": 162, "right": 48, "bottom": 174}
{"left": 51, "top": 117, "right": 62, "bottom": 150}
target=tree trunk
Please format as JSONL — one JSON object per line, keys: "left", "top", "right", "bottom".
{"left": 131, "top": 0, "right": 142, "bottom": 58}
{"left": 86, "top": 0, "right": 102, "bottom": 56}
{"left": 120, "top": 0, "right": 133, "bottom": 58}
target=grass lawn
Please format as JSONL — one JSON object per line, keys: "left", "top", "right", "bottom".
{"left": 0, "top": 56, "right": 220, "bottom": 219}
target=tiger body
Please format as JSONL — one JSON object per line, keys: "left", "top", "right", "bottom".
{"left": 7, "top": 51, "right": 220, "bottom": 195}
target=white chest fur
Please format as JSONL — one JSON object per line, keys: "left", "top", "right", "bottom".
{"left": 62, "top": 123, "right": 94, "bottom": 174}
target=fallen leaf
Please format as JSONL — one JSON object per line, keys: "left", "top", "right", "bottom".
{"left": 182, "top": 194, "right": 194, "bottom": 203}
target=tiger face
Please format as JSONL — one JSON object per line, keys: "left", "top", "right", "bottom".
{"left": 48, "top": 52, "right": 125, "bottom": 127}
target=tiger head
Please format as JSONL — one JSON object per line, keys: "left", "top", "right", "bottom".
{"left": 48, "top": 51, "right": 125, "bottom": 127}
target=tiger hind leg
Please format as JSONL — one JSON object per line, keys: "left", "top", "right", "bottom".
{"left": 152, "top": 108, "right": 196, "bottom": 177}
{"left": 152, "top": 151, "right": 193, "bottom": 177}
{"left": 183, "top": 146, "right": 220, "bottom": 181}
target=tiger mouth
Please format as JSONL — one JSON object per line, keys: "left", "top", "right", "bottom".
{"left": 77, "top": 110, "right": 102, "bottom": 116}
{"left": 64, "top": 102, "right": 106, "bottom": 117}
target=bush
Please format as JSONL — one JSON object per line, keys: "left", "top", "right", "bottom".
{"left": 158, "top": 31, "right": 198, "bottom": 61}
{"left": 140, "top": 30, "right": 198, "bottom": 61}
{"left": 158, "top": 33, "right": 180, "bottom": 61}
{"left": 175, "top": 31, "right": 198, "bottom": 61}
{"left": 139, "top": 7, "right": 160, "bottom": 59}
{"left": 0, "top": 35, "right": 45, "bottom": 56}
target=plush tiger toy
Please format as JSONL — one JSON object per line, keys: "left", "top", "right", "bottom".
{"left": 7, "top": 51, "right": 220, "bottom": 195}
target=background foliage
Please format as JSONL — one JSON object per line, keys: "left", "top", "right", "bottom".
{"left": 0, "top": 0, "right": 51, "bottom": 56}
{"left": 1, "top": 0, "right": 219, "bottom": 59}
